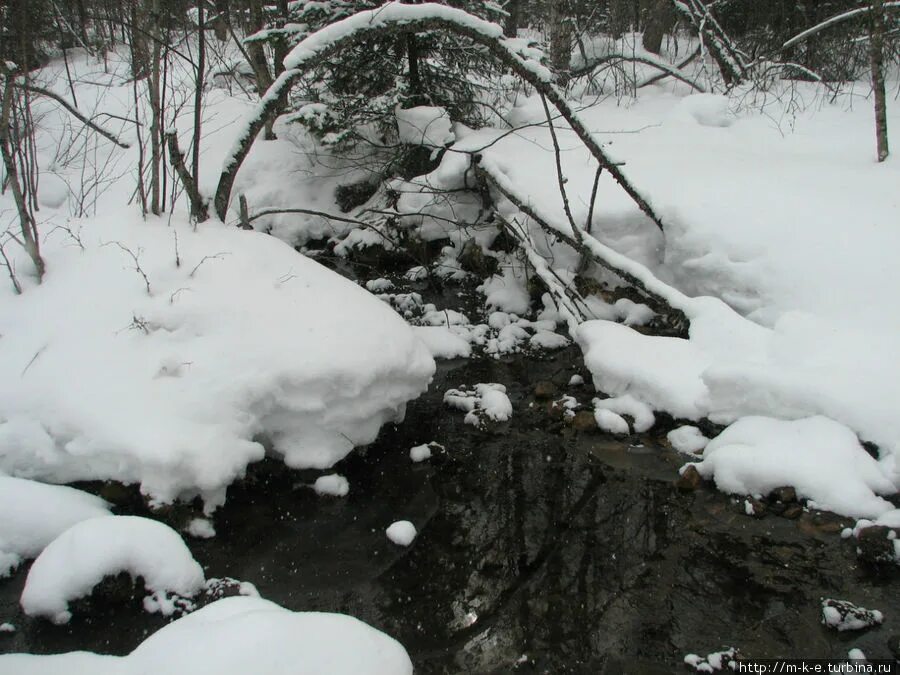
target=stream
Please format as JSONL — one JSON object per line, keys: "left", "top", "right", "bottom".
{"left": 1, "top": 267, "right": 898, "bottom": 673}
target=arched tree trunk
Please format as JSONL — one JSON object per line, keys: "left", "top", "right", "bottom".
{"left": 213, "top": 5, "right": 665, "bottom": 232}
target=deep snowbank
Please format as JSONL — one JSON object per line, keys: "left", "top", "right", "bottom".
{"left": 21, "top": 515, "right": 205, "bottom": 624}
{"left": 0, "top": 214, "right": 435, "bottom": 509}
{"left": 1, "top": 596, "right": 413, "bottom": 675}
{"left": 0, "top": 477, "right": 110, "bottom": 577}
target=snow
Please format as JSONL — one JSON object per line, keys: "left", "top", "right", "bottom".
{"left": 385, "top": 521, "right": 417, "bottom": 547}
{"left": 691, "top": 417, "right": 895, "bottom": 519}
{"left": 20, "top": 515, "right": 205, "bottom": 624}
{"left": 848, "top": 648, "right": 866, "bottom": 661}
{"left": 185, "top": 518, "right": 216, "bottom": 539}
{"left": 0, "top": 476, "right": 110, "bottom": 577}
{"left": 594, "top": 409, "right": 629, "bottom": 435}
{"left": 593, "top": 394, "right": 655, "bottom": 433}
{"left": 409, "top": 444, "right": 432, "bottom": 463}
{"left": 821, "top": 599, "right": 884, "bottom": 632}
{"left": 667, "top": 426, "right": 710, "bottom": 454}
{"left": 446, "top": 383, "right": 513, "bottom": 426}
{"left": 412, "top": 326, "right": 472, "bottom": 359}
{"left": 0, "top": 623, "right": 14, "bottom": 633}
{"left": 0, "top": 596, "right": 413, "bottom": 675}
{"left": 0, "top": 215, "right": 434, "bottom": 509}
{"left": 313, "top": 474, "right": 350, "bottom": 497}
{"left": 395, "top": 106, "right": 454, "bottom": 148}
{"left": 568, "top": 374, "right": 584, "bottom": 386}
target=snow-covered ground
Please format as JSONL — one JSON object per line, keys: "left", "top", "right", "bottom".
{"left": 0, "top": 49, "right": 435, "bottom": 512}
{"left": 0, "top": 596, "right": 413, "bottom": 675}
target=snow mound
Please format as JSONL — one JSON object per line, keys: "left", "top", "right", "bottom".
{"left": 409, "top": 443, "right": 433, "bottom": 462}
{"left": 0, "top": 596, "right": 413, "bottom": 675}
{"left": 444, "top": 383, "right": 513, "bottom": 427}
{"left": 593, "top": 394, "right": 655, "bottom": 433}
{"left": 692, "top": 417, "right": 895, "bottom": 519}
{"left": 386, "top": 521, "right": 417, "bottom": 546}
{"left": 0, "top": 216, "right": 435, "bottom": 509}
{"left": 20, "top": 515, "right": 205, "bottom": 624}
{"left": 0, "top": 476, "right": 110, "bottom": 577}
{"left": 821, "top": 599, "right": 883, "bottom": 632}
{"left": 313, "top": 474, "right": 350, "bottom": 497}
{"left": 395, "top": 105, "right": 454, "bottom": 148}
{"left": 668, "top": 426, "right": 710, "bottom": 454}
{"left": 412, "top": 326, "right": 472, "bottom": 359}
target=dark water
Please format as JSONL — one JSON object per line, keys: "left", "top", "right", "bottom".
{"left": 1, "top": 347, "right": 897, "bottom": 673}
{"left": 1, "top": 259, "right": 897, "bottom": 672}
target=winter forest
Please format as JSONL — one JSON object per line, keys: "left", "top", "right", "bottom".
{"left": 0, "top": 0, "right": 898, "bottom": 671}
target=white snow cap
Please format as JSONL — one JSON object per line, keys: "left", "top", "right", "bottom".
{"left": 409, "top": 444, "right": 433, "bottom": 463}
{"left": 396, "top": 106, "right": 455, "bottom": 148}
{"left": 0, "top": 596, "right": 413, "bottom": 675}
{"left": 667, "top": 426, "right": 710, "bottom": 454}
{"left": 313, "top": 474, "right": 350, "bottom": 497}
{"left": 386, "top": 521, "right": 417, "bottom": 546}
{"left": 0, "top": 218, "right": 435, "bottom": 510}
{"left": 20, "top": 515, "right": 205, "bottom": 624}
{"left": 693, "top": 416, "right": 895, "bottom": 519}
{"left": 0, "top": 477, "right": 110, "bottom": 577}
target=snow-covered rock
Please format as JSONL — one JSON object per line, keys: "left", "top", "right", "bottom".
{"left": 0, "top": 476, "right": 110, "bottom": 577}
{"left": 0, "top": 216, "right": 435, "bottom": 510}
{"left": 667, "top": 426, "right": 710, "bottom": 454}
{"left": 821, "top": 599, "right": 884, "bottom": 632}
{"left": 386, "top": 521, "right": 417, "bottom": 547}
{"left": 692, "top": 417, "right": 895, "bottom": 519}
{"left": 313, "top": 474, "right": 350, "bottom": 497}
{"left": 0, "top": 596, "right": 413, "bottom": 675}
{"left": 20, "top": 515, "right": 205, "bottom": 624}
{"left": 444, "top": 383, "right": 513, "bottom": 427}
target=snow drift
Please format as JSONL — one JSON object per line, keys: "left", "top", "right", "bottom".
{"left": 0, "top": 215, "right": 435, "bottom": 509}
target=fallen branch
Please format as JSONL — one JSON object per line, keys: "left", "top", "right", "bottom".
{"left": 476, "top": 158, "right": 689, "bottom": 335}
{"left": 782, "top": 2, "right": 900, "bottom": 51}
{"left": 214, "top": 3, "right": 665, "bottom": 231}
{"left": 571, "top": 52, "right": 707, "bottom": 92}
{"left": 21, "top": 82, "right": 130, "bottom": 148}
{"left": 165, "top": 130, "right": 209, "bottom": 222}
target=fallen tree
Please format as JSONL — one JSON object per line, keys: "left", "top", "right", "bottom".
{"left": 214, "top": 2, "right": 665, "bottom": 231}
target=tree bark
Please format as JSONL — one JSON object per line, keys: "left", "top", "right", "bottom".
{"left": 870, "top": 0, "right": 889, "bottom": 162}
{"left": 166, "top": 131, "right": 208, "bottom": 222}
{"left": 214, "top": 15, "right": 665, "bottom": 231}
{"left": 642, "top": 0, "right": 675, "bottom": 54}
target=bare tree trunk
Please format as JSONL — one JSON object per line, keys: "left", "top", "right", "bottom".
{"left": 247, "top": 0, "right": 276, "bottom": 139}
{"left": 192, "top": 0, "right": 206, "bottom": 183}
{"left": 870, "top": 0, "right": 889, "bottom": 162}
{"left": 642, "top": 0, "right": 675, "bottom": 54}
{"left": 166, "top": 131, "right": 209, "bottom": 222}
{"left": 504, "top": 0, "right": 520, "bottom": 38}
{"left": 548, "top": 0, "right": 573, "bottom": 80}
{"left": 0, "top": 68, "right": 44, "bottom": 281}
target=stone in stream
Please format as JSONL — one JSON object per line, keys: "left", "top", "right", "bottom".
{"left": 855, "top": 525, "right": 897, "bottom": 565}
{"left": 675, "top": 464, "right": 702, "bottom": 491}
{"left": 570, "top": 410, "right": 597, "bottom": 432}
{"left": 780, "top": 503, "right": 804, "bottom": 520}
{"left": 534, "top": 381, "right": 558, "bottom": 400}
{"left": 769, "top": 485, "right": 797, "bottom": 504}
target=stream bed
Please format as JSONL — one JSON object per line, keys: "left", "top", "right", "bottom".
{"left": 1, "top": 266, "right": 898, "bottom": 673}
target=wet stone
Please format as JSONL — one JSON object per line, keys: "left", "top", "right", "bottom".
{"left": 570, "top": 410, "right": 597, "bottom": 432}
{"left": 675, "top": 465, "right": 702, "bottom": 491}
{"left": 780, "top": 503, "right": 804, "bottom": 520}
{"left": 533, "top": 381, "right": 558, "bottom": 400}
{"left": 888, "top": 634, "right": 900, "bottom": 659}
{"left": 769, "top": 486, "right": 797, "bottom": 504}
{"left": 856, "top": 526, "right": 896, "bottom": 565}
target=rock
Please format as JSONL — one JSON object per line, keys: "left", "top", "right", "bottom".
{"left": 571, "top": 410, "right": 597, "bottom": 432}
{"left": 798, "top": 511, "right": 849, "bottom": 537}
{"left": 780, "top": 503, "right": 803, "bottom": 520}
{"left": 458, "top": 239, "right": 498, "bottom": 277}
{"left": 856, "top": 525, "right": 896, "bottom": 564}
{"left": 887, "top": 635, "right": 900, "bottom": 659}
{"left": 821, "top": 598, "right": 883, "bottom": 631}
{"left": 675, "top": 465, "right": 702, "bottom": 491}
{"left": 534, "top": 381, "right": 558, "bottom": 399}
{"left": 742, "top": 497, "right": 767, "bottom": 518}
{"left": 769, "top": 486, "right": 797, "bottom": 504}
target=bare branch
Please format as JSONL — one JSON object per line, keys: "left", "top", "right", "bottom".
{"left": 20, "top": 82, "right": 130, "bottom": 149}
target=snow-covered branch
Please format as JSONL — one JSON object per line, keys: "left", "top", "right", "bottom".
{"left": 215, "top": 2, "right": 665, "bottom": 231}
{"left": 782, "top": 2, "right": 900, "bottom": 50}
